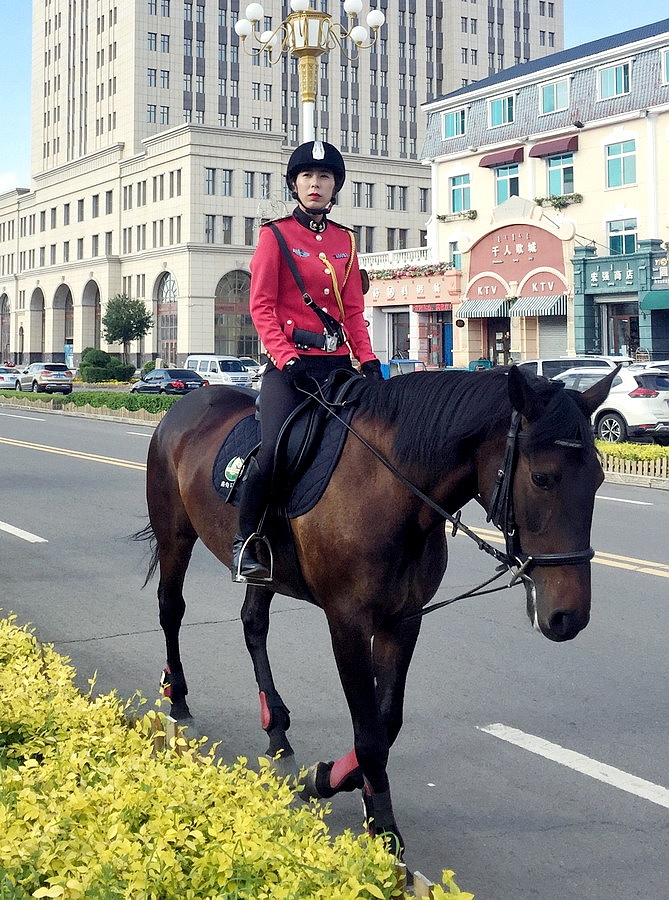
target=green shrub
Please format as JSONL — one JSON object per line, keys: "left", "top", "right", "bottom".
{"left": 80, "top": 347, "right": 111, "bottom": 368}
{"left": 0, "top": 615, "right": 473, "bottom": 900}
{"left": 143, "top": 359, "right": 156, "bottom": 374}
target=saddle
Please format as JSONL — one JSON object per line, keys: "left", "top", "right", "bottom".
{"left": 213, "top": 369, "right": 366, "bottom": 516}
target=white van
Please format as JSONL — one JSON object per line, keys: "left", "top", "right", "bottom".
{"left": 184, "top": 355, "right": 252, "bottom": 387}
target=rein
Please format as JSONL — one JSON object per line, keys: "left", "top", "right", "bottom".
{"left": 303, "top": 380, "right": 595, "bottom": 618}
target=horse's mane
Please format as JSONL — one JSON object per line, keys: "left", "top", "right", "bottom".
{"left": 356, "top": 368, "right": 595, "bottom": 472}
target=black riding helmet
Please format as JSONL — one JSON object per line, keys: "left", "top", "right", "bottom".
{"left": 285, "top": 141, "right": 346, "bottom": 201}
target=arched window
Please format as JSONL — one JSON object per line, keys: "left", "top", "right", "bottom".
{"left": 214, "top": 270, "right": 257, "bottom": 357}
{"left": 156, "top": 272, "right": 178, "bottom": 364}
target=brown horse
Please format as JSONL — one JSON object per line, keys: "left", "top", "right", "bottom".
{"left": 137, "top": 365, "right": 614, "bottom": 855}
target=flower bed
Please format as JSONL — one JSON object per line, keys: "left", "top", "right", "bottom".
{"left": 0, "top": 615, "right": 472, "bottom": 900}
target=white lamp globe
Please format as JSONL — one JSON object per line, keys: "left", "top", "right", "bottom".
{"left": 290, "top": 0, "right": 310, "bottom": 11}
{"left": 245, "top": 2, "right": 264, "bottom": 22}
{"left": 349, "top": 24, "right": 368, "bottom": 44}
{"left": 343, "top": 0, "right": 363, "bottom": 15}
{"left": 260, "top": 30, "right": 278, "bottom": 48}
{"left": 234, "top": 18, "right": 253, "bottom": 37}
{"left": 366, "top": 9, "right": 385, "bottom": 29}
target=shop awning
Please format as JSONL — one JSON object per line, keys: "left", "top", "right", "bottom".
{"left": 509, "top": 295, "right": 567, "bottom": 316}
{"left": 456, "top": 298, "right": 511, "bottom": 318}
{"left": 639, "top": 290, "right": 669, "bottom": 311}
{"left": 478, "top": 147, "right": 524, "bottom": 168}
{"left": 528, "top": 136, "right": 579, "bottom": 158}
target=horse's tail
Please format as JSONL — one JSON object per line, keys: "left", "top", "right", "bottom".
{"left": 131, "top": 521, "right": 160, "bottom": 588}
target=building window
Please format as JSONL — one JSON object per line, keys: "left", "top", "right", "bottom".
{"left": 161, "top": 69, "right": 169, "bottom": 88}
{"left": 244, "top": 217, "right": 255, "bottom": 246}
{"left": 450, "top": 174, "right": 471, "bottom": 212}
{"left": 205, "top": 167, "right": 215, "bottom": 194}
{"left": 448, "top": 241, "right": 462, "bottom": 269}
{"left": 419, "top": 186, "right": 430, "bottom": 213}
{"left": 547, "top": 153, "right": 574, "bottom": 195}
{"left": 147, "top": 104, "right": 157, "bottom": 123}
{"left": 148, "top": 32, "right": 157, "bottom": 51}
{"left": 606, "top": 140, "right": 636, "bottom": 188}
{"left": 161, "top": 34, "right": 170, "bottom": 52}
{"left": 608, "top": 218, "right": 637, "bottom": 254}
{"left": 205, "top": 214, "right": 216, "bottom": 243}
{"left": 160, "top": 106, "right": 169, "bottom": 124}
{"left": 490, "top": 95, "right": 514, "bottom": 126}
{"left": 443, "top": 108, "right": 466, "bottom": 138}
{"left": 540, "top": 78, "right": 568, "bottom": 114}
{"left": 244, "top": 171, "right": 255, "bottom": 198}
{"left": 663, "top": 49, "right": 669, "bottom": 84}
{"left": 221, "top": 169, "right": 232, "bottom": 196}
{"left": 495, "top": 164, "right": 519, "bottom": 203}
{"left": 364, "top": 182, "right": 374, "bottom": 208}
{"left": 221, "top": 216, "right": 232, "bottom": 244}
{"left": 105, "top": 190, "right": 113, "bottom": 214}
{"left": 147, "top": 67, "right": 157, "bottom": 86}
{"left": 77, "top": 199, "right": 84, "bottom": 221}
{"left": 598, "top": 62, "right": 630, "bottom": 99}
{"left": 260, "top": 173, "right": 271, "bottom": 199}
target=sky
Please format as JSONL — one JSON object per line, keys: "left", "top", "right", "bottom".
{"left": 0, "top": 1, "right": 668, "bottom": 193}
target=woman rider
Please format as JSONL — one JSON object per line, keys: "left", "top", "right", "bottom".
{"left": 232, "top": 140, "right": 383, "bottom": 582}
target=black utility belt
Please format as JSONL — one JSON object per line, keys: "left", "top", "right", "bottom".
{"left": 293, "top": 328, "right": 345, "bottom": 352}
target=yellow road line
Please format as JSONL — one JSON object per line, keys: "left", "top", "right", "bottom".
{"left": 0, "top": 436, "right": 146, "bottom": 471}
{"left": 460, "top": 526, "right": 669, "bottom": 579}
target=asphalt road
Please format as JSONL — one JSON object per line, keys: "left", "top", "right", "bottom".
{"left": 1, "top": 407, "right": 667, "bottom": 899}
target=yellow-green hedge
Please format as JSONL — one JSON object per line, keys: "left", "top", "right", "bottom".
{"left": 0, "top": 616, "right": 472, "bottom": 900}
{"left": 595, "top": 439, "right": 669, "bottom": 462}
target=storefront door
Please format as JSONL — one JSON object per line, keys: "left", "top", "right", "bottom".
{"left": 487, "top": 318, "right": 511, "bottom": 365}
{"left": 603, "top": 301, "right": 639, "bottom": 357}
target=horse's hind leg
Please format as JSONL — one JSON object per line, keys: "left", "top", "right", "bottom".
{"left": 241, "top": 584, "right": 298, "bottom": 779}
{"left": 154, "top": 521, "right": 198, "bottom": 724}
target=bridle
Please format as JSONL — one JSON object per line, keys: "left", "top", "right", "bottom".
{"left": 487, "top": 410, "right": 595, "bottom": 578}
{"left": 304, "top": 385, "right": 596, "bottom": 619}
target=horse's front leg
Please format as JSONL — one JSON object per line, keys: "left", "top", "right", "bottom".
{"left": 240, "top": 584, "right": 299, "bottom": 779}
{"left": 325, "top": 613, "right": 404, "bottom": 855}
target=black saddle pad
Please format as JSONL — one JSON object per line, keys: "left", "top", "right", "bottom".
{"left": 212, "top": 406, "right": 354, "bottom": 518}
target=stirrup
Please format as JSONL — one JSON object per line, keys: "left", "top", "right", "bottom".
{"left": 232, "top": 533, "right": 274, "bottom": 584}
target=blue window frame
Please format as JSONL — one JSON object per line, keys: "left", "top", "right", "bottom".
{"left": 606, "top": 140, "right": 636, "bottom": 188}
{"left": 495, "top": 164, "right": 519, "bottom": 203}
{"left": 450, "top": 174, "right": 471, "bottom": 212}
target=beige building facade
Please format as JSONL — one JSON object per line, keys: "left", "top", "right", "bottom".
{"left": 0, "top": 0, "right": 563, "bottom": 367}
{"left": 417, "top": 17, "right": 669, "bottom": 369}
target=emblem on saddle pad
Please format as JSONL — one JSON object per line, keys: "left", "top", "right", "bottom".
{"left": 221, "top": 456, "right": 244, "bottom": 489}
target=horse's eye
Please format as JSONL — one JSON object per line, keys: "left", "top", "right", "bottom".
{"left": 531, "top": 472, "right": 553, "bottom": 490}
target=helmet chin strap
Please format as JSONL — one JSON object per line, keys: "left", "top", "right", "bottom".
{"left": 296, "top": 197, "right": 333, "bottom": 216}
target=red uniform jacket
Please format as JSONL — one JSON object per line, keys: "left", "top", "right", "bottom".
{"left": 249, "top": 213, "right": 377, "bottom": 370}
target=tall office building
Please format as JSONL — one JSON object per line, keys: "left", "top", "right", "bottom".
{"left": 0, "top": 0, "right": 563, "bottom": 365}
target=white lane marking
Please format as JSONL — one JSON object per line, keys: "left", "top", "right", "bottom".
{"left": 478, "top": 724, "right": 669, "bottom": 809}
{"left": 597, "top": 495, "right": 652, "bottom": 506}
{"left": 126, "top": 431, "right": 153, "bottom": 437}
{"left": 0, "top": 521, "right": 48, "bottom": 543}
{"left": 0, "top": 412, "right": 45, "bottom": 421}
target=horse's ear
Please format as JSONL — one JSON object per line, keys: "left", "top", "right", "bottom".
{"left": 507, "top": 364, "right": 545, "bottom": 421}
{"left": 575, "top": 365, "right": 621, "bottom": 417}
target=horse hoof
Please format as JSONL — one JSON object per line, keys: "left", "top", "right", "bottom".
{"left": 270, "top": 753, "right": 300, "bottom": 782}
{"left": 298, "top": 762, "right": 330, "bottom": 801}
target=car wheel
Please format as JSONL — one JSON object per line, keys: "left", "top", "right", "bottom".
{"left": 15, "top": 381, "right": 21, "bottom": 391}
{"left": 597, "top": 412, "right": 627, "bottom": 443}
{"left": 32, "top": 382, "right": 41, "bottom": 393}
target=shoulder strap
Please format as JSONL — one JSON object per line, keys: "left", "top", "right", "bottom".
{"left": 267, "top": 222, "right": 344, "bottom": 337}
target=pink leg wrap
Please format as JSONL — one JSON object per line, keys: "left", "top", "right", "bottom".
{"left": 329, "top": 748, "right": 359, "bottom": 790}
{"left": 259, "top": 691, "right": 271, "bottom": 730}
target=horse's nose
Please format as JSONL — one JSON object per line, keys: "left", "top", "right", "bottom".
{"left": 547, "top": 609, "right": 588, "bottom": 642}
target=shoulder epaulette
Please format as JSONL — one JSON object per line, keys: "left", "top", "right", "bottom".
{"left": 260, "top": 214, "right": 291, "bottom": 227}
{"left": 328, "top": 219, "right": 356, "bottom": 234}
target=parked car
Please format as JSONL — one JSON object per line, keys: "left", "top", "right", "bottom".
{"left": 0, "top": 366, "right": 18, "bottom": 388}
{"left": 15, "top": 362, "right": 74, "bottom": 394}
{"left": 516, "top": 355, "right": 632, "bottom": 380}
{"left": 183, "top": 354, "right": 252, "bottom": 387}
{"left": 130, "top": 368, "right": 209, "bottom": 395}
{"left": 553, "top": 366, "right": 669, "bottom": 444}
{"left": 237, "top": 356, "right": 263, "bottom": 377}
{"left": 628, "top": 358, "right": 669, "bottom": 373}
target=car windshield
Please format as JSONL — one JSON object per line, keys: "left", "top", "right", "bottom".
{"left": 165, "top": 369, "right": 201, "bottom": 379}
{"left": 218, "top": 360, "right": 245, "bottom": 372}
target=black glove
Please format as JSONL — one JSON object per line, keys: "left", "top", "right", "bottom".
{"left": 282, "top": 357, "right": 313, "bottom": 391}
{"left": 361, "top": 359, "right": 384, "bottom": 382}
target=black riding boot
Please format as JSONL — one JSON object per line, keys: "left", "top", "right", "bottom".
{"left": 231, "top": 456, "right": 272, "bottom": 583}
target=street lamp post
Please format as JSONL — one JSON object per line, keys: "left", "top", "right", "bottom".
{"left": 235, "top": 1, "right": 385, "bottom": 144}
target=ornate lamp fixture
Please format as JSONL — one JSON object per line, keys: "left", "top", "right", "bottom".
{"left": 235, "top": 1, "right": 385, "bottom": 142}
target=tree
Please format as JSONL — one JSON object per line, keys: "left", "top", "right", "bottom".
{"left": 101, "top": 294, "right": 153, "bottom": 364}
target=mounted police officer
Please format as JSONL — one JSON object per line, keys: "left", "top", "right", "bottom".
{"left": 232, "top": 140, "right": 383, "bottom": 583}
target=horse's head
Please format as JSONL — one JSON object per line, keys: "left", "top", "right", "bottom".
{"left": 493, "top": 366, "right": 617, "bottom": 642}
